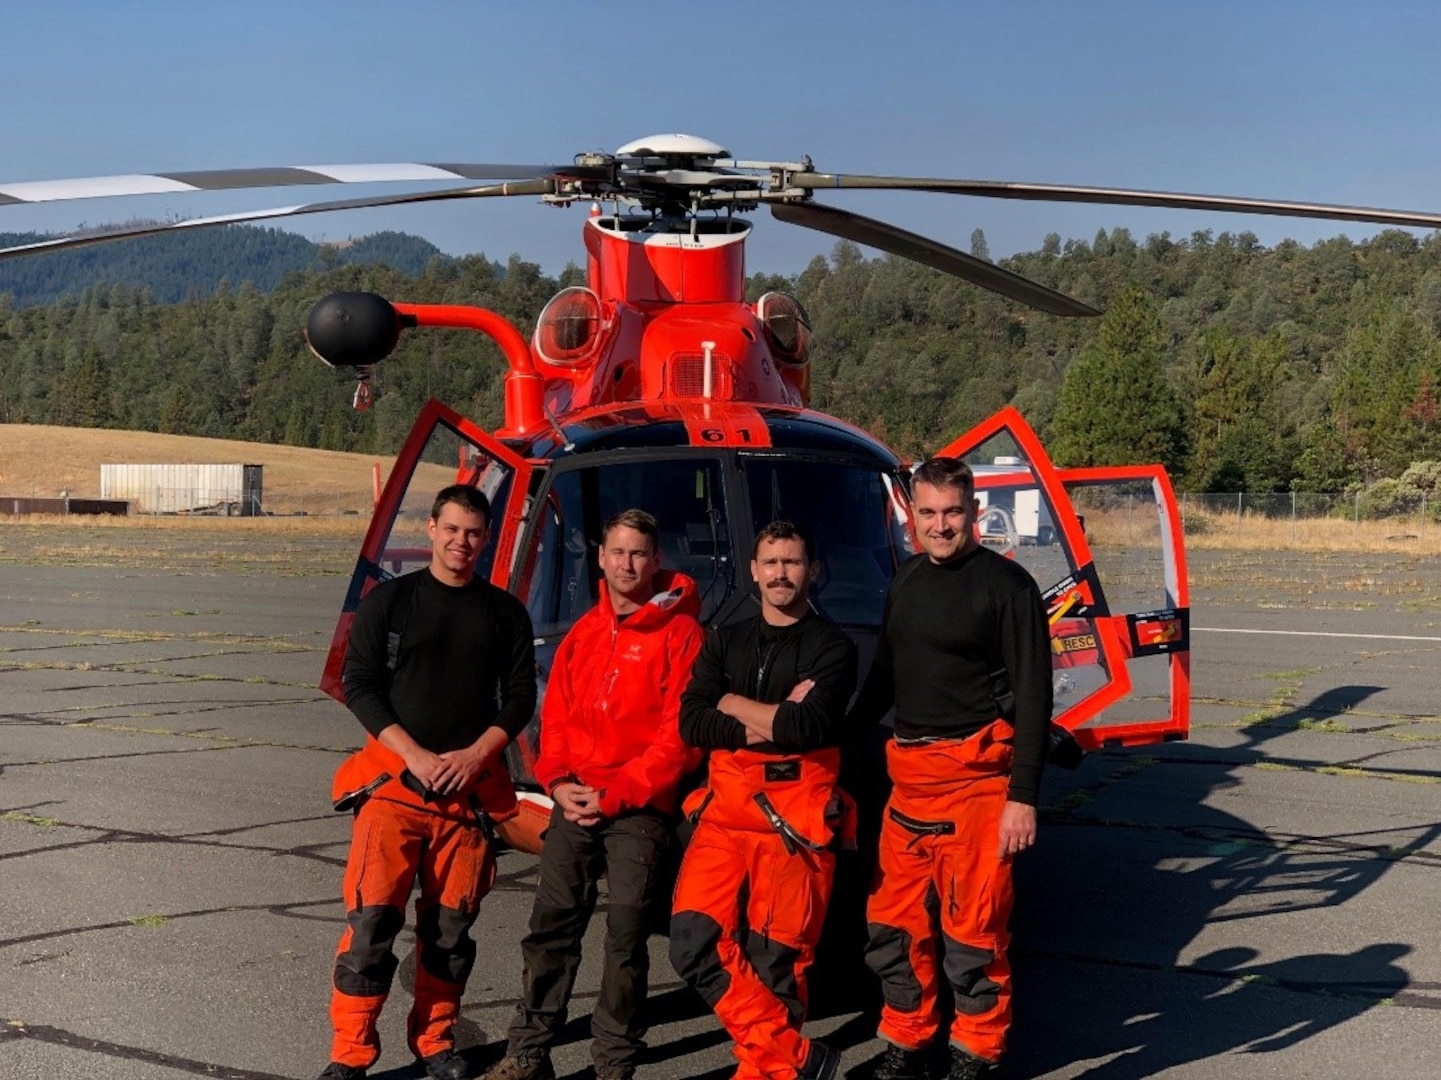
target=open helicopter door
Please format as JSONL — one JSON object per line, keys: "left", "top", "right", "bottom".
{"left": 320, "top": 398, "right": 534, "bottom": 702}
{"left": 932, "top": 407, "right": 1136, "bottom": 749}
{"left": 1058, "top": 464, "right": 1190, "bottom": 745}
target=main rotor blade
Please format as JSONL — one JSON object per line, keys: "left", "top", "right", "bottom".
{"left": 770, "top": 201, "right": 1098, "bottom": 317}
{"left": 0, "top": 163, "right": 583, "bottom": 206}
{"left": 0, "top": 179, "right": 556, "bottom": 261}
{"left": 789, "top": 173, "right": 1441, "bottom": 231}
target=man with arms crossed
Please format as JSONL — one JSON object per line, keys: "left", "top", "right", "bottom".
{"left": 850, "top": 457, "right": 1052, "bottom": 1080}
{"left": 321, "top": 484, "right": 537, "bottom": 1080}
{"left": 485, "top": 509, "right": 705, "bottom": 1080}
{"left": 671, "top": 520, "right": 859, "bottom": 1080}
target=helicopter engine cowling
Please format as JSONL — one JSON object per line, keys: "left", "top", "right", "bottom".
{"left": 305, "top": 291, "right": 415, "bottom": 369}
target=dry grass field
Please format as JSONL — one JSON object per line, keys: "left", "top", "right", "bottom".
{"left": 0, "top": 513, "right": 367, "bottom": 570}
{"left": 0, "top": 423, "right": 388, "bottom": 506}
{"left": 1080, "top": 505, "right": 1441, "bottom": 555}
{"left": 0, "top": 425, "right": 388, "bottom": 567}
{"left": 4, "top": 423, "right": 1438, "bottom": 560}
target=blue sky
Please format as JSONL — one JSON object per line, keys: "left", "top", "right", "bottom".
{"left": 5, "top": 0, "right": 1441, "bottom": 276}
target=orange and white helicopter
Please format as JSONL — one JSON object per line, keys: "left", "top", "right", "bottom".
{"left": 8, "top": 133, "right": 1441, "bottom": 850}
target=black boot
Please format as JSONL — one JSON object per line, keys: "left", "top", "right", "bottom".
{"left": 420, "top": 1048, "right": 471, "bottom": 1080}
{"left": 872, "top": 1042, "right": 931, "bottom": 1080}
{"left": 316, "top": 1064, "right": 367, "bottom": 1080}
{"left": 799, "top": 1040, "right": 843, "bottom": 1080}
{"left": 946, "top": 1045, "right": 994, "bottom": 1080}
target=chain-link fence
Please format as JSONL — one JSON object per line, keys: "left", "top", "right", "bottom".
{"left": 0, "top": 488, "right": 375, "bottom": 518}
{"left": 129, "top": 488, "right": 374, "bottom": 517}
{"left": 1181, "top": 489, "right": 1437, "bottom": 544}
{"left": 10, "top": 477, "right": 1439, "bottom": 537}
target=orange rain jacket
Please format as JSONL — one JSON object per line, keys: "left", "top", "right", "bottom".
{"left": 533, "top": 569, "right": 705, "bottom": 817}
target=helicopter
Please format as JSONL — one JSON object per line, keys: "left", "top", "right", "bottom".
{"left": 9, "top": 133, "right": 1441, "bottom": 852}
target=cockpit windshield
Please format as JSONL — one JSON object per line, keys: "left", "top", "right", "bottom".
{"left": 523, "top": 456, "right": 734, "bottom": 634}
{"left": 742, "top": 456, "right": 913, "bottom": 628}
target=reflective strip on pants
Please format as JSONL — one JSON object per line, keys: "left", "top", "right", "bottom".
{"left": 329, "top": 797, "right": 494, "bottom": 1068}
{"left": 865, "top": 734, "right": 1014, "bottom": 1062}
{"left": 671, "top": 819, "right": 834, "bottom": 1078}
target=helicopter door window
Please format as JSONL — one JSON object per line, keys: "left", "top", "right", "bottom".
{"left": 742, "top": 458, "right": 911, "bottom": 628}
{"left": 321, "top": 400, "right": 530, "bottom": 704}
{"left": 376, "top": 420, "right": 511, "bottom": 582}
{"left": 523, "top": 458, "right": 734, "bottom": 634}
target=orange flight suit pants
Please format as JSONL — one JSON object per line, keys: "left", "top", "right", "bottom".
{"left": 328, "top": 795, "right": 496, "bottom": 1069}
{"left": 670, "top": 750, "right": 842, "bottom": 1079}
{"left": 865, "top": 723, "right": 1015, "bottom": 1064}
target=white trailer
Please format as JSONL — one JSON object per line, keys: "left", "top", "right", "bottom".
{"left": 101, "top": 463, "right": 263, "bottom": 515}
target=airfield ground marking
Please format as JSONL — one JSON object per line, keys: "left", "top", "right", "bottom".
{"left": 1194, "top": 627, "right": 1441, "bottom": 643}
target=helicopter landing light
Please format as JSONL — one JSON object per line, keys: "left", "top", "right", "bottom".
{"left": 755, "top": 292, "right": 813, "bottom": 367}
{"left": 534, "top": 287, "right": 610, "bottom": 367}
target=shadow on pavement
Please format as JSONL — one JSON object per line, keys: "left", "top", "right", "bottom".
{"left": 1001, "top": 685, "right": 1430, "bottom": 1078}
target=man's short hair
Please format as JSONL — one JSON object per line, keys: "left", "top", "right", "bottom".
{"left": 603, "top": 508, "right": 660, "bottom": 552}
{"left": 753, "top": 519, "right": 815, "bottom": 563}
{"left": 431, "top": 484, "right": 492, "bottom": 525}
{"left": 912, "top": 456, "right": 976, "bottom": 498}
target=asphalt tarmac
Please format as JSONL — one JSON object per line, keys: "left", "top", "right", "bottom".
{"left": 1, "top": 545, "right": 1438, "bottom": 1079}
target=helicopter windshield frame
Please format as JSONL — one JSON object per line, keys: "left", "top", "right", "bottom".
{"left": 513, "top": 448, "right": 740, "bottom": 639}
{"left": 511, "top": 444, "right": 915, "bottom": 640}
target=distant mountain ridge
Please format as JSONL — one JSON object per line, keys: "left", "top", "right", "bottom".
{"left": 0, "top": 225, "right": 465, "bottom": 305}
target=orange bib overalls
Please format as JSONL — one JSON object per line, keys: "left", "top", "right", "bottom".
{"left": 327, "top": 738, "right": 517, "bottom": 1069}
{"left": 865, "top": 720, "right": 1016, "bottom": 1063}
{"left": 670, "top": 747, "right": 854, "bottom": 1079}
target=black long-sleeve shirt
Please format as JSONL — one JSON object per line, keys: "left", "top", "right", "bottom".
{"left": 680, "top": 609, "right": 858, "bottom": 753}
{"left": 848, "top": 547, "right": 1052, "bottom": 805}
{"left": 343, "top": 569, "right": 537, "bottom": 752}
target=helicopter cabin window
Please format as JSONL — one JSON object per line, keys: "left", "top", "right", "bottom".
{"left": 524, "top": 459, "right": 733, "bottom": 634}
{"left": 374, "top": 419, "right": 512, "bottom": 583}
{"left": 742, "top": 458, "right": 911, "bottom": 627}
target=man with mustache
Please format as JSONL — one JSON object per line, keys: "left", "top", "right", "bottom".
{"left": 670, "top": 520, "right": 858, "bottom": 1080}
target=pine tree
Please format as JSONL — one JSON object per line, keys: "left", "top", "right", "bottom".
{"left": 1050, "top": 286, "right": 1189, "bottom": 473}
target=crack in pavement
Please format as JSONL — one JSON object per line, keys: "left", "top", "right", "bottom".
{"left": 0, "top": 1019, "right": 296, "bottom": 1079}
{"left": 0, "top": 713, "right": 355, "bottom": 753}
{"left": 0, "top": 858, "right": 541, "bottom": 951}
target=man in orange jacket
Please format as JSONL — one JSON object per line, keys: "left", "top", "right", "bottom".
{"left": 319, "top": 484, "right": 537, "bottom": 1080}
{"left": 670, "top": 520, "right": 858, "bottom": 1080}
{"left": 848, "top": 457, "right": 1053, "bottom": 1080}
{"left": 484, "top": 508, "right": 705, "bottom": 1080}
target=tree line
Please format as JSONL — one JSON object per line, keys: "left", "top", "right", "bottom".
{"left": 4, "top": 222, "right": 1441, "bottom": 494}
{"left": 0, "top": 227, "right": 457, "bottom": 306}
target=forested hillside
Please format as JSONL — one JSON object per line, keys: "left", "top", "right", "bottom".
{"left": 4, "top": 224, "right": 1441, "bottom": 495}
{"left": 0, "top": 226, "right": 455, "bottom": 305}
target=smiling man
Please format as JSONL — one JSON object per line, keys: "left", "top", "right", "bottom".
{"left": 848, "top": 457, "right": 1053, "bottom": 1080}
{"left": 321, "top": 484, "right": 537, "bottom": 1080}
{"left": 671, "top": 520, "right": 858, "bottom": 1080}
{"left": 486, "top": 509, "right": 704, "bottom": 1080}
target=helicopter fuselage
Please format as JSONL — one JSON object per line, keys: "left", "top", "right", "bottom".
{"left": 313, "top": 206, "right": 1190, "bottom": 855}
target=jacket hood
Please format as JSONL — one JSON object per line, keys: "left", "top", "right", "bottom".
{"left": 599, "top": 567, "right": 701, "bottom": 630}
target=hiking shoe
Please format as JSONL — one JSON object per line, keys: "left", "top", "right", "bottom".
{"left": 317, "top": 1064, "right": 367, "bottom": 1080}
{"left": 480, "top": 1051, "right": 556, "bottom": 1080}
{"left": 592, "top": 1066, "right": 635, "bottom": 1080}
{"left": 421, "top": 1048, "right": 471, "bottom": 1080}
{"left": 799, "top": 1040, "right": 843, "bottom": 1080}
{"left": 872, "top": 1042, "right": 931, "bottom": 1080}
{"left": 946, "top": 1045, "right": 994, "bottom": 1080}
